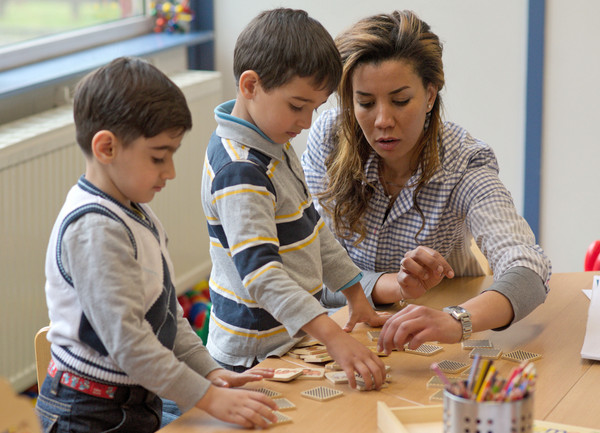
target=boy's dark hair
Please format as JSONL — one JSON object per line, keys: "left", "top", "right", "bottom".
{"left": 233, "top": 8, "right": 342, "bottom": 93}
{"left": 73, "top": 57, "right": 192, "bottom": 156}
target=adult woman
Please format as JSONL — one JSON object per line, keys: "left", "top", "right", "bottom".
{"left": 301, "top": 10, "right": 551, "bottom": 351}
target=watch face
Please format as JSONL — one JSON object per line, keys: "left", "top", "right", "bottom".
{"left": 444, "top": 306, "right": 469, "bottom": 319}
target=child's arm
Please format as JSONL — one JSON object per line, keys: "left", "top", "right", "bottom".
{"left": 206, "top": 368, "right": 274, "bottom": 388}
{"left": 302, "top": 313, "right": 386, "bottom": 390}
{"left": 341, "top": 282, "right": 390, "bottom": 332}
{"left": 195, "top": 385, "right": 278, "bottom": 428}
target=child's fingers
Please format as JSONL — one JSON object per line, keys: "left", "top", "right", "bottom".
{"left": 248, "top": 367, "right": 274, "bottom": 378}
{"left": 365, "top": 312, "right": 390, "bottom": 327}
{"left": 250, "top": 393, "right": 278, "bottom": 423}
{"left": 211, "top": 377, "right": 229, "bottom": 387}
{"left": 231, "top": 392, "right": 278, "bottom": 428}
{"left": 342, "top": 316, "right": 357, "bottom": 332}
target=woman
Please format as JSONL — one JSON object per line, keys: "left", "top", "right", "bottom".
{"left": 301, "top": 10, "right": 551, "bottom": 352}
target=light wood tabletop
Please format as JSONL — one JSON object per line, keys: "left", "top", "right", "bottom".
{"left": 159, "top": 272, "right": 600, "bottom": 432}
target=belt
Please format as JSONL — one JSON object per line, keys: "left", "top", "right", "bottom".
{"left": 48, "top": 360, "right": 121, "bottom": 400}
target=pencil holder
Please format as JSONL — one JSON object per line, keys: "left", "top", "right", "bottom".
{"left": 443, "top": 390, "right": 534, "bottom": 433}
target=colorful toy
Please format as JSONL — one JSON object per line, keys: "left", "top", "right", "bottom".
{"left": 177, "top": 280, "right": 211, "bottom": 344}
{"left": 585, "top": 240, "right": 600, "bottom": 271}
{"left": 150, "top": 0, "right": 194, "bottom": 33}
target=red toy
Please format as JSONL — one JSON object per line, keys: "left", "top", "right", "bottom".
{"left": 584, "top": 240, "right": 600, "bottom": 271}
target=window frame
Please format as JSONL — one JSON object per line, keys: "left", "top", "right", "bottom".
{"left": 0, "top": 14, "right": 153, "bottom": 72}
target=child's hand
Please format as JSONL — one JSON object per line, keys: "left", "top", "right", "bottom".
{"left": 303, "top": 314, "right": 386, "bottom": 390}
{"left": 206, "top": 367, "right": 274, "bottom": 388}
{"left": 195, "top": 385, "right": 278, "bottom": 428}
{"left": 342, "top": 283, "right": 391, "bottom": 332}
{"left": 327, "top": 331, "right": 386, "bottom": 390}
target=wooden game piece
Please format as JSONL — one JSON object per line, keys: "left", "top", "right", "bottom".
{"left": 273, "top": 398, "right": 296, "bottom": 411}
{"left": 368, "top": 346, "right": 389, "bottom": 357}
{"left": 367, "top": 330, "right": 381, "bottom": 341}
{"left": 429, "top": 389, "right": 445, "bottom": 401}
{"left": 264, "top": 410, "right": 292, "bottom": 425}
{"left": 501, "top": 349, "right": 542, "bottom": 363}
{"left": 302, "top": 353, "right": 333, "bottom": 363}
{"left": 267, "top": 368, "right": 304, "bottom": 382}
{"left": 253, "top": 387, "right": 282, "bottom": 398}
{"left": 355, "top": 373, "right": 391, "bottom": 391}
{"left": 356, "top": 381, "right": 389, "bottom": 391}
{"left": 301, "top": 386, "right": 344, "bottom": 402}
{"left": 426, "top": 375, "right": 460, "bottom": 389}
{"left": 436, "top": 360, "right": 469, "bottom": 374}
{"left": 325, "top": 371, "right": 348, "bottom": 384}
{"left": 325, "top": 361, "right": 342, "bottom": 371}
{"left": 469, "top": 347, "right": 502, "bottom": 359}
{"left": 288, "top": 345, "right": 328, "bottom": 356}
{"left": 460, "top": 367, "right": 472, "bottom": 378}
{"left": 404, "top": 343, "right": 443, "bottom": 356}
{"left": 462, "top": 339, "right": 493, "bottom": 349}
{"left": 299, "top": 368, "right": 325, "bottom": 379}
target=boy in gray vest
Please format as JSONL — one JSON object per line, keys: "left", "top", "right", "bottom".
{"left": 37, "top": 57, "right": 277, "bottom": 432}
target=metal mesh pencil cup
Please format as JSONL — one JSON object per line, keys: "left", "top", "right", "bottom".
{"left": 443, "top": 390, "right": 534, "bottom": 433}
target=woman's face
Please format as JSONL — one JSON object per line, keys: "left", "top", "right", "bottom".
{"left": 351, "top": 59, "right": 436, "bottom": 168}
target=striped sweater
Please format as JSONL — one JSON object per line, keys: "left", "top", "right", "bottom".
{"left": 201, "top": 100, "right": 362, "bottom": 367}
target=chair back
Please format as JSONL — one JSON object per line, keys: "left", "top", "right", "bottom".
{"left": 469, "top": 237, "right": 493, "bottom": 276}
{"left": 34, "top": 326, "right": 51, "bottom": 390}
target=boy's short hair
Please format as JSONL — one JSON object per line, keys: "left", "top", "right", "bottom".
{"left": 233, "top": 8, "right": 342, "bottom": 93}
{"left": 73, "top": 57, "right": 192, "bottom": 157}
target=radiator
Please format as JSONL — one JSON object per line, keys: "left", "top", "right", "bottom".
{"left": 0, "top": 70, "right": 221, "bottom": 392}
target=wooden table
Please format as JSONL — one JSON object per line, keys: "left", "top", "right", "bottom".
{"left": 159, "top": 272, "right": 600, "bottom": 432}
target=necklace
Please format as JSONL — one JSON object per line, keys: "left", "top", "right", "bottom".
{"left": 378, "top": 160, "right": 404, "bottom": 198}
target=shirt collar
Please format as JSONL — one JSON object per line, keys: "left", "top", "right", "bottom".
{"left": 214, "top": 100, "right": 285, "bottom": 161}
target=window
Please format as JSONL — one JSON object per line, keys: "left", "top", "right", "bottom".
{"left": 0, "top": 0, "right": 151, "bottom": 71}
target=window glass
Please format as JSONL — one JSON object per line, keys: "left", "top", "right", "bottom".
{"left": 0, "top": 0, "right": 145, "bottom": 47}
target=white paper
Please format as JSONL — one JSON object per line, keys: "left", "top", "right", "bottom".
{"left": 581, "top": 275, "right": 600, "bottom": 360}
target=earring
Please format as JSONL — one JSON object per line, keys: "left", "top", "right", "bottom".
{"left": 427, "top": 104, "right": 432, "bottom": 109}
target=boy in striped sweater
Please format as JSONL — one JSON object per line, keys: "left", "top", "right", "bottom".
{"left": 201, "top": 8, "right": 388, "bottom": 390}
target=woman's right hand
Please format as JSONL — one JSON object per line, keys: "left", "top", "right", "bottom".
{"left": 397, "top": 246, "right": 454, "bottom": 299}
{"left": 195, "top": 385, "right": 278, "bottom": 428}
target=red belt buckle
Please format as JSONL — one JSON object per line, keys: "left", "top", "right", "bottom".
{"left": 48, "top": 360, "right": 118, "bottom": 399}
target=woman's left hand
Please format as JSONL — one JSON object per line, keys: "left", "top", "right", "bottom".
{"left": 397, "top": 246, "right": 454, "bottom": 299}
{"left": 376, "top": 304, "right": 462, "bottom": 354}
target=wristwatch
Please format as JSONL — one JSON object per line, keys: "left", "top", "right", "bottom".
{"left": 443, "top": 306, "right": 472, "bottom": 341}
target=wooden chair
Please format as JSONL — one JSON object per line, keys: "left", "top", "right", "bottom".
{"left": 469, "top": 237, "right": 493, "bottom": 276}
{"left": 34, "top": 326, "right": 52, "bottom": 390}
{"left": 0, "top": 377, "right": 42, "bottom": 433}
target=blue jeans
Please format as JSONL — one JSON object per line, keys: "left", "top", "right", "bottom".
{"left": 35, "top": 372, "right": 162, "bottom": 433}
{"left": 160, "top": 398, "right": 182, "bottom": 428}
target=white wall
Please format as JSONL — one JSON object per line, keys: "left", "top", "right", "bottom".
{"left": 542, "top": 1, "right": 600, "bottom": 272}
{"left": 214, "top": 3, "right": 530, "bottom": 236}
{"left": 214, "top": 1, "right": 600, "bottom": 273}
{"left": 215, "top": 2, "right": 528, "bottom": 220}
